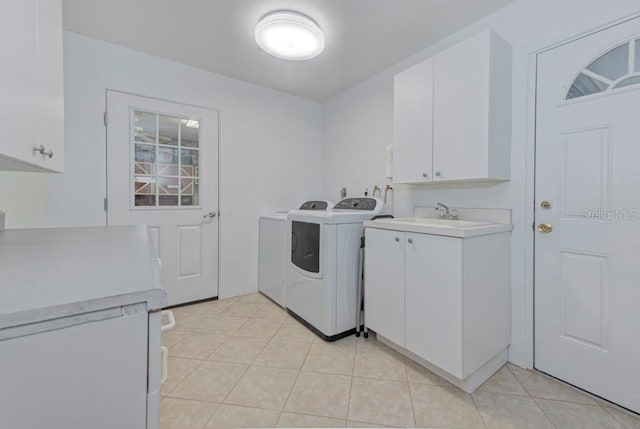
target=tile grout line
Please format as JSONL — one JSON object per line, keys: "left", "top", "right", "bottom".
{"left": 504, "top": 363, "right": 560, "bottom": 429}
{"left": 469, "top": 393, "right": 489, "bottom": 429}
{"left": 344, "top": 346, "right": 357, "bottom": 424}
{"left": 162, "top": 356, "right": 206, "bottom": 398}
{"left": 200, "top": 334, "right": 264, "bottom": 427}
{"left": 274, "top": 334, "right": 316, "bottom": 427}
{"left": 602, "top": 405, "right": 640, "bottom": 428}
{"left": 402, "top": 356, "right": 418, "bottom": 428}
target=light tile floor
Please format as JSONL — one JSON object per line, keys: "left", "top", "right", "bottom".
{"left": 161, "top": 293, "right": 640, "bottom": 429}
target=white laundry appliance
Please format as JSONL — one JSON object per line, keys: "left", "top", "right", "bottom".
{"left": 258, "top": 201, "right": 333, "bottom": 307}
{"left": 286, "top": 197, "right": 383, "bottom": 341}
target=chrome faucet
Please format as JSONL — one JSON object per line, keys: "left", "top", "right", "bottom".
{"left": 436, "top": 202, "right": 458, "bottom": 220}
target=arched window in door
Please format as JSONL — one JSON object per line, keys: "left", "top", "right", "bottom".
{"left": 566, "top": 37, "right": 640, "bottom": 100}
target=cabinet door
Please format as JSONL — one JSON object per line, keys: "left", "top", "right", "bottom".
{"left": 0, "top": 0, "right": 38, "bottom": 168}
{"left": 405, "top": 233, "right": 463, "bottom": 378}
{"left": 35, "top": 0, "right": 64, "bottom": 172}
{"left": 0, "top": 0, "right": 63, "bottom": 172}
{"left": 393, "top": 58, "right": 434, "bottom": 184}
{"left": 365, "top": 228, "right": 405, "bottom": 346}
{"left": 0, "top": 311, "right": 148, "bottom": 429}
{"left": 433, "top": 31, "right": 491, "bottom": 181}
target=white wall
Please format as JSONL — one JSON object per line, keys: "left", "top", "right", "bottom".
{"left": 322, "top": 0, "right": 640, "bottom": 367}
{"left": 0, "top": 32, "right": 323, "bottom": 299}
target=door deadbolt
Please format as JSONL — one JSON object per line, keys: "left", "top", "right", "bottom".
{"left": 540, "top": 201, "right": 551, "bottom": 209}
{"left": 538, "top": 223, "right": 553, "bottom": 233}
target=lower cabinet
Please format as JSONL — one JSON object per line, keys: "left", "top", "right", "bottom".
{"left": 365, "top": 227, "right": 510, "bottom": 389}
{"left": 364, "top": 227, "right": 405, "bottom": 346}
{"left": 0, "top": 305, "right": 161, "bottom": 429}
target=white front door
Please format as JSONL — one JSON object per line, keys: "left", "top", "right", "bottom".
{"left": 535, "top": 18, "right": 640, "bottom": 412}
{"left": 106, "top": 91, "right": 219, "bottom": 306}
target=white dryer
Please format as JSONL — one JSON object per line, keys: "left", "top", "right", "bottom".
{"left": 258, "top": 201, "right": 333, "bottom": 307}
{"left": 286, "top": 197, "right": 383, "bottom": 341}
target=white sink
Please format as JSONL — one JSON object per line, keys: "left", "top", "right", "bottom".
{"left": 364, "top": 217, "right": 512, "bottom": 238}
{"left": 391, "top": 217, "right": 495, "bottom": 228}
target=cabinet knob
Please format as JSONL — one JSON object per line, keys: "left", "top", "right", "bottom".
{"left": 33, "top": 145, "right": 53, "bottom": 159}
{"left": 407, "top": 238, "right": 413, "bottom": 244}
{"left": 395, "top": 237, "right": 400, "bottom": 242}
{"left": 422, "top": 172, "right": 428, "bottom": 178}
{"left": 435, "top": 171, "right": 441, "bottom": 177}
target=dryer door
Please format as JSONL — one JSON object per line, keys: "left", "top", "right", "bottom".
{"left": 291, "top": 221, "right": 321, "bottom": 275}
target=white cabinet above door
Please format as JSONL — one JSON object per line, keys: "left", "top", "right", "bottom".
{"left": 0, "top": 0, "right": 64, "bottom": 173}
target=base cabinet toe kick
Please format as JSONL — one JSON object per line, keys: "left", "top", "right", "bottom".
{"left": 364, "top": 224, "right": 511, "bottom": 393}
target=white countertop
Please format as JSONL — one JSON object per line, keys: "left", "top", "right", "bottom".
{"left": 364, "top": 217, "right": 513, "bottom": 238}
{"left": 0, "top": 226, "right": 167, "bottom": 330}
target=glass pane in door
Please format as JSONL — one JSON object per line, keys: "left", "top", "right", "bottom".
{"left": 181, "top": 119, "right": 199, "bottom": 147}
{"left": 134, "top": 111, "right": 156, "bottom": 143}
{"left": 158, "top": 115, "right": 179, "bottom": 146}
{"left": 132, "top": 109, "right": 201, "bottom": 208}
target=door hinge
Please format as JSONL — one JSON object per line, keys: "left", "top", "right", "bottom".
{"left": 104, "top": 197, "right": 108, "bottom": 212}
{"left": 103, "top": 111, "right": 108, "bottom": 127}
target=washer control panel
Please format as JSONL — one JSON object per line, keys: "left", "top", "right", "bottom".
{"left": 333, "top": 198, "right": 379, "bottom": 211}
{"left": 299, "top": 200, "right": 330, "bottom": 211}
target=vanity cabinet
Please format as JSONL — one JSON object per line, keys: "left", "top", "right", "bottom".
{"left": 0, "top": 0, "right": 64, "bottom": 172}
{"left": 364, "top": 225, "right": 510, "bottom": 392}
{"left": 392, "top": 29, "right": 511, "bottom": 184}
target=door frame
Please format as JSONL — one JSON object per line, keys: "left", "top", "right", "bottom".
{"left": 103, "top": 88, "right": 221, "bottom": 300}
{"left": 524, "top": 12, "right": 640, "bottom": 368}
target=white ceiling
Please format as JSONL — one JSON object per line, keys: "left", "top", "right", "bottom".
{"left": 62, "top": 0, "right": 513, "bottom": 101}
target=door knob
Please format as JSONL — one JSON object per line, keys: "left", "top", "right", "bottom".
{"left": 540, "top": 201, "right": 551, "bottom": 209}
{"left": 538, "top": 223, "right": 552, "bottom": 233}
{"left": 203, "top": 211, "right": 217, "bottom": 219}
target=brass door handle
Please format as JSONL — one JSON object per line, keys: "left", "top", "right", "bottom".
{"left": 538, "top": 223, "right": 553, "bottom": 233}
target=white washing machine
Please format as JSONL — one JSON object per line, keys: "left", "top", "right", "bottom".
{"left": 258, "top": 201, "right": 333, "bottom": 307}
{"left": 286, "top": 197, "right": 383, "bottom": 341}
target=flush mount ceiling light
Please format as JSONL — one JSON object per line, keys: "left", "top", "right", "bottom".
{"left": 255, "top": 11, "right": 325, "bottom": 61}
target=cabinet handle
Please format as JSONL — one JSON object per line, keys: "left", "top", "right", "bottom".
{"left": 33, "top": 145, "right": 53, "bottom": 159}
{"left": 395, "top": 237, "right": 400, "bottom": 242}
{"left": 407, "top": 238, "right": 413, "bottom": 244}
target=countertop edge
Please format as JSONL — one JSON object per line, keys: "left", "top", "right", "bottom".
{"left": 363, "top": 221, "right": 513, "bottom": 238}
{"left": 0, "top": 288, "right": 167, "bottom": 331}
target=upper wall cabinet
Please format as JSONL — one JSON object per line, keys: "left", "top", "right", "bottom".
{"left": 393, "top": 30, "right": 512, "bottom": 184}
{"left": 393, "top": 58, "right": 435, "bottom": 184}
{"left": 0, "top": 0, "right": 64, "bottom": 173}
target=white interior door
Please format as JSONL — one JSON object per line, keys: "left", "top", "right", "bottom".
{"left": 535, "top": 18, "right": 640, "bottom": 412}
{"left": 106, "top": 91, "right": 219, "bottom": 306}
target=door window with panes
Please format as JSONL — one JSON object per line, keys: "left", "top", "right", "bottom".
{"left": 132, "top": 110, "right": 201, "bottom": 208}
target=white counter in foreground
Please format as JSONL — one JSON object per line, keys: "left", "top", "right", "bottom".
{"left": 0, "top": 225, "right": 166, "bottom": 429}
{"left": 0, "top": 225, "right": 166, "bottom": 329}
